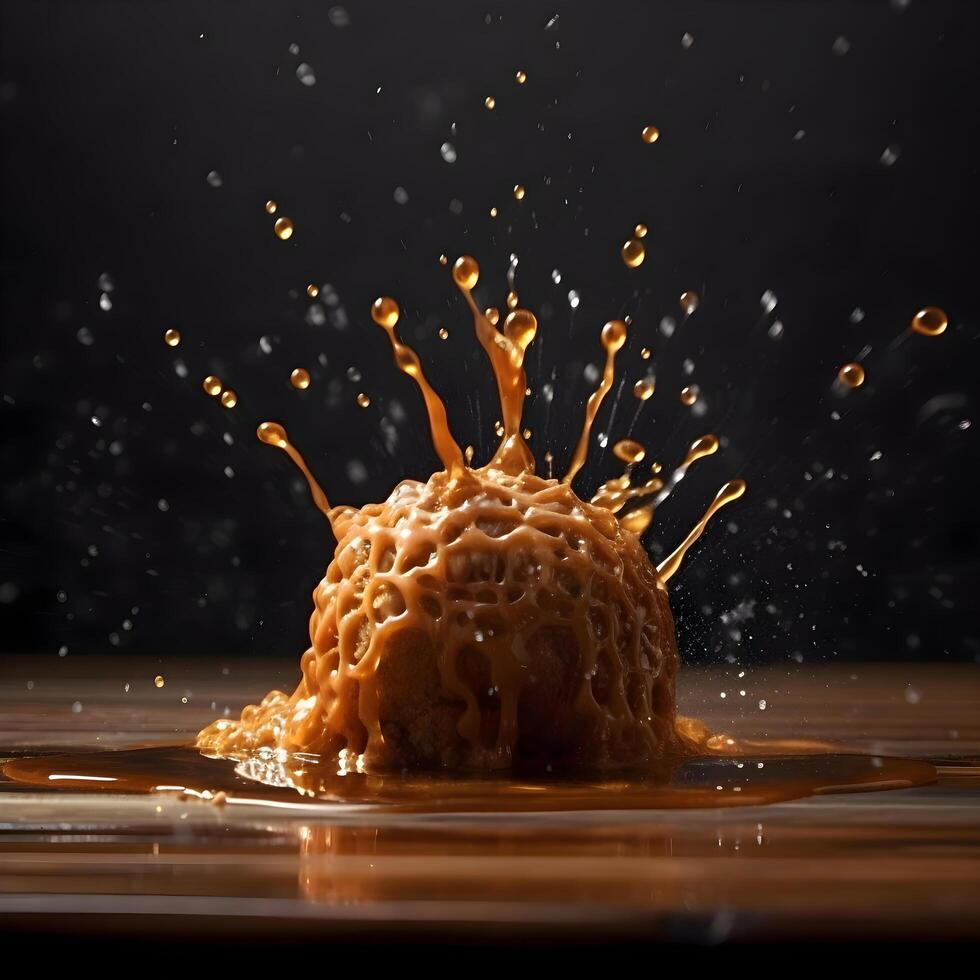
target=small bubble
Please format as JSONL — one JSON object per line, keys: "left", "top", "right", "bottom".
{"left": 58, "top": 645, "right": 69, "bottom": 657}
{"left": 206, "top": 170, "right": 223, "bottom": 188}
{"left": 849, "top": 307, "right": 865, "bottom": 324}
{"left": 768, "top": 320, "right": 784, "bottom": 340}
{"left": 761, "top": 289, "right": 778, "bottom": 313}
{"left": 327, "top": 5, "right": 349, "bottom": 27}
{"left": 758, "top": 699, "right": 767, "bottom": 710}
{"left": 681, "top": 32, "right": 694, "bottom": 48}
{"left": 393, "top": 186, "right": 409, "bottom": 205}
{"left": 296, "top": 63, "right": 316, "bottom": 86}
{"left": 98, "top": 272, "right": 115, "bottom": 293}
{"left": 72, "top": 701, "right": 83, "bottom": 714}
{"left": 551, "top": 268, "right": 562, "bottom": 284}
{"left": 568, "top": 290, "right": 581, "bottom": 309}
{"left": 832, "top": 36, "right": 851, "bottom": 56}
{"left": 99, "top": 293, "right": 112, "bottom": 312}
{"left": 157, "top": 498, "right": 169, "bottom": 512}
{"left": 449, "top": 198, "right": 463, "bottom": 215}
{"left": 440, "top": 142, "right": 457, "bottom": 163}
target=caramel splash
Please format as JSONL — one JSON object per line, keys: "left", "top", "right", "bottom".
{"left": 256, "top": 421, "right": 336, "bottom": 526}
{"left": 657, "top": 479, "right": 746, "bottom": 583}
{"left": 371, "top": 296, "right": 464, "bottom": 477}
{"left": 563, "top": 319, "right": 628, "bottom": 486}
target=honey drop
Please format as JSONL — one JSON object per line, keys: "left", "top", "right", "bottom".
{"left": 274, "top": 217, "right": 294, "bottom": 240}
{"left": 438, "top": 254, "right": 449, "bottom": 266}
{"left": 290, "top": 368, "right": 311, "bottom": 390}
{"left": 154, "top": 675, "right": 165, "bottom": 688}
{"left": 452, "top": 256, "right": 480, "bottom": 291}
{"left": 641, "top": 126, "right": 660, "bottom": 144}
{"left": 680, "top": 291, "right": 700, "bottom": 315}
{"left": 485, "top": 307, "right": 500, "bottom": 326}
{"left": 633, "top": 377, "right": 655, "bottom": 401}
{"left": 464, "top": 445, "right": 475, "bottom": 465}
{"left": 838, "top": 363, "right": 865, "bottom": 388}
{"left": 911, "top": 306, "right": 948, "bottom": 337}
{"left": 357, "top": 393, "right": 371, "bottom": 408}
{"left": 220, "top": 389, "right": 238, "bottom": 408}
{"left": 506, "top": 291, "right": 519, "bottom": 311}
{"left": 513, "top": 184, "right": 525, "bottom": 200}
{"left": 640, "top": 347, "right": 652, "bottom": 360}
{"left": 264, "top": 200, "right": 277, "bottom": 215}
{"left": 515, "top": 70, "right": 527, "bottom": 84}
{"left": 680, "top": 385, "right": 700, "bottom": 406}
{"left": 438, "top": 327, "right": 449, "bottom": 340}
{"left": 164, "top": 328, "right": 181, "bottom": 347}
{"left": 485, "top": 96, "right": 496, "bottom": 110}
{"left": 489, "top": 207, "right": 498, "bottom": 218}
{"left": 202, "top": 375, "right": 222, "bottom": 397}
{"left": 621, "top": 238, "right": 645, "bottom": 268}
{"left": 307, "top": 284, "right": 319, "bottom": 298}
{"left": 371, "top": 296, "right": 400, "bottom": 328}
{"left": 634, "top": 223, "right": 648, "bottom": 239}
{"left": 613, "top": 439, "right": 646, "bottom": 465}
{"left": 257, "top": 422, "right": 288, "bottom": 448}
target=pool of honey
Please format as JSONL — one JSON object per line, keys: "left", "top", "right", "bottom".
{"left": 2, "top": 742, "right": 937, "bottom": 812}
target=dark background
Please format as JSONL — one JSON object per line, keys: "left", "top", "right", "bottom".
{"left": 1, "top": 1, "right": 977, "bottom": 667}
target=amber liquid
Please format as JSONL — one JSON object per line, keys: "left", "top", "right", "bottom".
{"left": 3, "top": 743, "right": 935, "bottom": 814}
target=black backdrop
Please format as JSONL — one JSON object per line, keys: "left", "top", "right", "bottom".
{"left": 1, "top": 1, "right": 978, "bottom": 667}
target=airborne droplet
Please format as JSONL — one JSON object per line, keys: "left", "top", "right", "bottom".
{"left": 621, "top": 238, "right": 645, "bottom": 268}
{"left": 220, "top": 389, "right": 238, "bottom": 408}
{"left": 290, "top": 368, "right": 311, "bottom": 390}
{"left": 911, "top": 307, "right": 948, "bottom": 337}
{"left": 641, "top": 126, "right": 660, "bottom": 144}
{"left": 164, "top": 329, "right": 181, "bottom": 347}
{"left": 838, "top": 363, "right": 865, "bottom": 388}
{"left": 202, "top": 376, "right": 222, "bottom": 397}
{"left": 274, "top": 217, "right": 294, "bottom": 240}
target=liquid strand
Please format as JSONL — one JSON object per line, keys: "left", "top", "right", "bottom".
{"left": 256, "top": 421, "right": 335, "bottom": 526}
{"left": 563, "top": 320, "right": 628, "bottom": 485}
{"left": 657, "top": 480, "right": 746, "bottom": 583}
{"left": 371, "top": 297, "right": 465, "bottom": 476}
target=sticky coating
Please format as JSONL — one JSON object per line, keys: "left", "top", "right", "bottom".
{"left": 197, "top": 463, "right": 682, "bottom": 771}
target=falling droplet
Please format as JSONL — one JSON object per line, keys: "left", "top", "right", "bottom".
{"left": 640, "top": 347, "right": 652, "bottom": 360}
{"left": 680, "top": 385, "right": 700, "bottom": 406}
{"left": 154, "top": 675, "right": 165, "bottom": 688}
{"left": 641, "top": 126, "right": 660, "bottom": 144}
{"left": 465, "top": 445, "right": 475, "bottom": 465}
{"left": 633, "top": 377, "right": 655, "bottom": 401}
{"left": 438, "top": 254, "right": 448, "bottom": 266}
{"left": 613, "top": 439, "right": 646, "bottom": 465}
{"left": 274, "top": 217, "right": 294, "bottom": 240}
{"left": 911, "top": 306, "right": 948, "bottom": 337}
{"left": 489, "top": 206, "right": 498, "bottom": 218}
{"left": 371, "top": 296, "right": 400, "bottom": 328}
{"left": 838, "top": 363, "right": 865, "bottom": 388}
{"left": 307, "top": 284, "right": 319, "bottom": 298}
{"left": 513, "top": 184, "right": 525, "bottom": 200}
{"left": 485, "top": 307, "right": 500, "bottom": 326}
{"left": 290, "top": 368, "right": 311, "bottom": 389}
{"left": 621, "top": 238, "right": 645, "bottom": 268}
{"left": 484, "top": 96, "right": 496, "bottom": 110}
{"left": 452, "top": 255, "right": 480, "bottom": 291}
{"left": 438, "top": 327, "right": 449, "bottom": 340}
{"left": 257, "top": 421, "right": 287, "bottom": 448}
{"left": 202, "top": 376, "right": 222, "bottom": 397}
{"left": 164, "top": 329, "right": 181, "bottom": 347}
{"left": 265, "top": 200, "right": 277, "bottom": 215}
{"left": 220, "top": 389, "right": 238, "bottom": 408}
{"left": 680, "top": 291, "right": 700, "bottom": 315}
{"left": 634, "top": 223, "right": 648, "bottom": 239}
{"left": 515, "top": 70, "right": 527, "bottom": 84}
{"left": 356, "top": 392, "right": 371, "bottom": 408}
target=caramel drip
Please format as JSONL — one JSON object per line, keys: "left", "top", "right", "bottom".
{"left": 591, "top": 476, "right": 664, "bottom": 514}
{"left": 452, "top": 256, "right": 537, "bottom": 474}
{"left": 371, "top": 297, "right": 464, "bottom": 477}
{"left": 657, "top": 479, "right": 746, "bottom": 583}
{"left": 619, "top": 435, "right": 720, "bottom": 538}
{"left": 198, "top": 466, "right": 682, "bottom": 772}
{"left": 256, "top": 422, "right": 338, "bottom": 528}
{"left": 563, "top": 320, "right": 628, "bottom": 486}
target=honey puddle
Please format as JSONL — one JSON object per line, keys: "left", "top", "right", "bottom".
{"left": 3, "top": 743, "right": 935, "bottom": 813}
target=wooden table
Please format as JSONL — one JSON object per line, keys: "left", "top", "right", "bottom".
{"left": 1, "top": 656, "right": 978, "bottom": 946}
